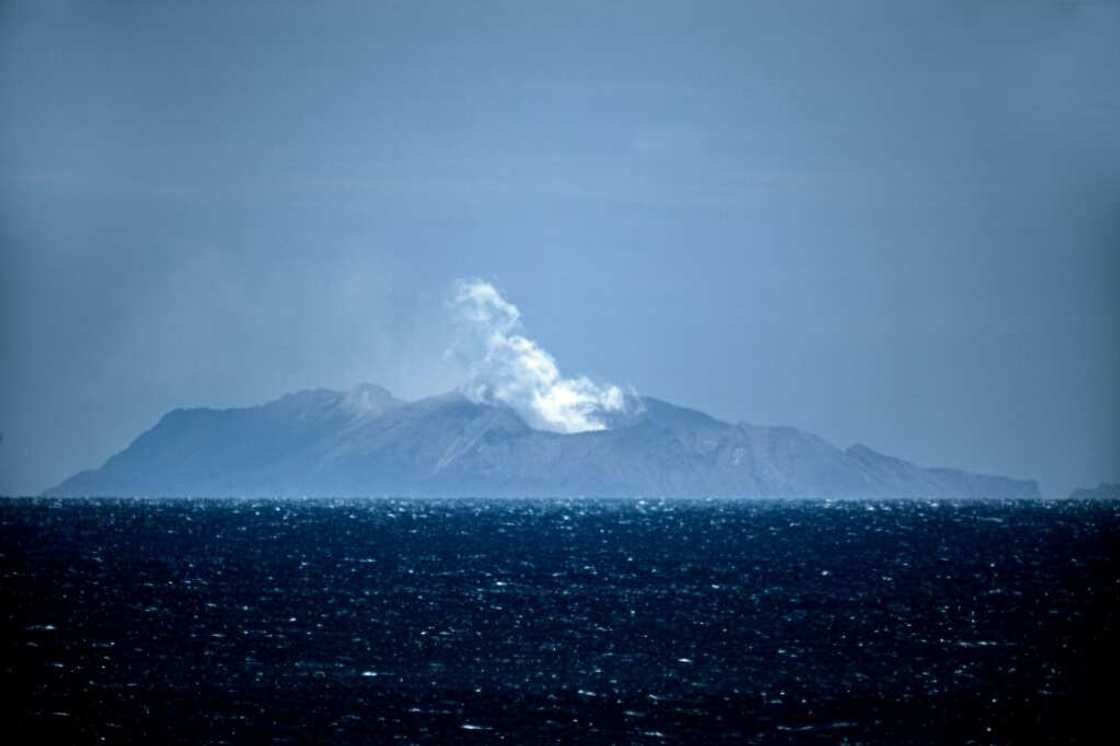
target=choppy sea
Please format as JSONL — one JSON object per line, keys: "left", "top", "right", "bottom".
{"left": 2, "top": 497, "right": 1116, "bottom": 743}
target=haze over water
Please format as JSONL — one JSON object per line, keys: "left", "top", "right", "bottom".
{"left": 3, "top": 1, "right": 1119, "bottom": 498}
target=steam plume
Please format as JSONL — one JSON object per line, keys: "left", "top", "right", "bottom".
{"left": 448, "top": 279, "right": 631, "bottom": 433}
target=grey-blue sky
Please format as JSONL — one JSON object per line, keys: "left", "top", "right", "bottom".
{"left": 2, "top": 0, "right": 1117, "bottom": 497}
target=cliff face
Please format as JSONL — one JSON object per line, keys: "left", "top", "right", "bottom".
{"left": 46, "top": 384, "right": 1040, "bottom": 499}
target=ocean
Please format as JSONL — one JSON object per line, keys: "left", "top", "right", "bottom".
{"left": 2, "top": 497, "right": 1116, "bottom": 743}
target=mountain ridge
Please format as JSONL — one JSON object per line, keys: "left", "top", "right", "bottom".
{"left": 45, "top": 384, "right": 1041, "bottom": 499}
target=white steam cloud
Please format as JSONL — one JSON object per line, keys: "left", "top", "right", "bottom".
{"left": 448, "top": 279, "right": 632, "bottom": 433}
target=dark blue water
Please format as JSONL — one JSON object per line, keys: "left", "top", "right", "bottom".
{"left": 2, "top": 498, "right": 1116, "bottom": 743}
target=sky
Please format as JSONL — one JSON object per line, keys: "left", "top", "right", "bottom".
{"left": 1, "top": 0, "right": 1117, "bottom": 498}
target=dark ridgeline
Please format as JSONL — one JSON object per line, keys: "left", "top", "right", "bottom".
{"left": 3, "top": 497, "right": 1116, "bottom": 743}
{"left": 45, "top": 384, "right": 1039, "bottom": 500}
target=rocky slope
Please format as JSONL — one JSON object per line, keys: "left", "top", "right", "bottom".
{"left": 46, "top": 384, "right": 1040, "bottom": 499}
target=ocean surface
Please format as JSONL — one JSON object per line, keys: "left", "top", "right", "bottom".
{"left": 2, "top": 497, "right": 1116, "bottom": 744}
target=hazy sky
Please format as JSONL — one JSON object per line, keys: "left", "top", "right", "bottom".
{"left": 2, "top": 0, "right": 1118, "bottom": 497}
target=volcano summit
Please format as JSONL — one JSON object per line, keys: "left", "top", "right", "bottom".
{"left": 46, "top": 383, "right": 1038, "bottom": 499}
